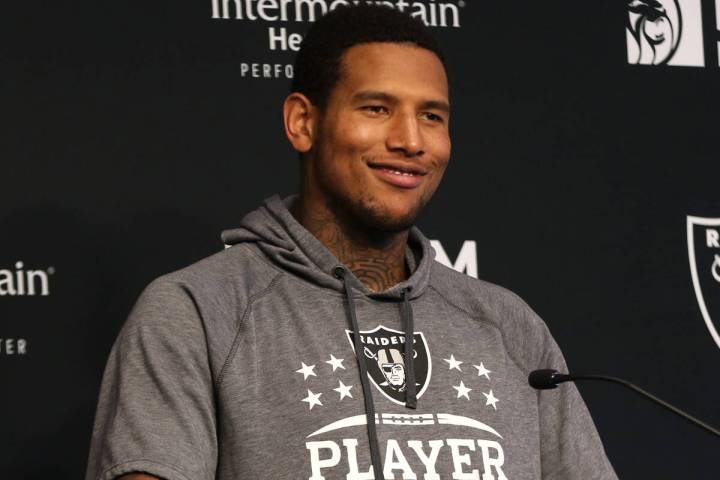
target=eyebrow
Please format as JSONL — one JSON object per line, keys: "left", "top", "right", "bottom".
{"left": 352, "top": 90, "right": 450, "bottom": 114}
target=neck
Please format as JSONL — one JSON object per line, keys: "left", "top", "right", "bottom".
{"left": 291, "top": 195, "right": 409, "bottom": 292}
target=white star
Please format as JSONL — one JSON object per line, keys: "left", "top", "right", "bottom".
{"left": 333, "top": 380, "right": 353, "bottom": 400}
{"left": 453, "top": 380, "right": 472, "bottom": 400}
{"left": 295, "top": 362, "right": 317, "bottom": 380}
{"left": 325, "top": 354, "right": 346, "bottom": 372}
{"left": 483, "top": 390, "right": 499, "bottom": 410}
{"left": 443, "top": 354, "right": 463, "bottom": 371}
{"left": 301, "top": 389, "right": 323, "bottom": 409}
{"left": 474, "top": 362, "right": 492, "bottom": 380}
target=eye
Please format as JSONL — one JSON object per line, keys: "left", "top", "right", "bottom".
{"left": 420, "top": 112, "right": 444, "bottom": 123}
{"left": 362, "top": 105, "right": 389, "bottom": 115}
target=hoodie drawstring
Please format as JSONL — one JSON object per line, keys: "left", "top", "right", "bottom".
{"left": 401, "top": 288, "right": 418, "bottom": 409}
{"left": 333, "top": 266, "right": 419, "bottom": 480}
{"left": 334, "top": 266, "right": 385, "bottom": 480}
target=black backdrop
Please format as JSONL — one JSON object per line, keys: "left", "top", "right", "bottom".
{"left": 2, "top": 1, "right": 719, "bottom": 478}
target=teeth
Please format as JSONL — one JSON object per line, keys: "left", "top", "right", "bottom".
{"left": 388, "top": 168, "right": 415, "bottom": 176}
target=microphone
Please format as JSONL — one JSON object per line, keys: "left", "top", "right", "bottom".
{"left": 528, "top": 369, "right": 720, "bottom": 438}
{"left": 528, "top": 369, "right": 571, "bottom": 389}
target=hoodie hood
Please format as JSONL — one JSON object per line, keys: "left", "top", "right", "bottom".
{"left": 221, "top": 194, "right": 434, "bottom": 300}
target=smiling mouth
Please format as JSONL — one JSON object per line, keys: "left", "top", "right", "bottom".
{"left": 375, "top": 167, "right": 422, "bottom": 176}
{"left": 367, "top": 161, "right": 427, "bottom": 188}
{"left": 367, "top": 162, "right": 427, "bottom": 176}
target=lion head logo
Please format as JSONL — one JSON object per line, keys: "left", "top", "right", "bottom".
{"left": 626, "top": 0, "right": 682, "bottom": 65}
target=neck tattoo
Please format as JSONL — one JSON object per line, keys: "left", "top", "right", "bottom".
{"left": 292, "top": 202, "right": 408, "bottom": 292}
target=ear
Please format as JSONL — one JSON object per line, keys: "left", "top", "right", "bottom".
{"left": 283, "top": 92, "right": 317, "bottom": 153}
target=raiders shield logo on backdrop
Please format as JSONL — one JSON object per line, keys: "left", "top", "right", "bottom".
{"left": 346, "top": 325, "right": 432, "bottom": 405}
{"left": 687, "top": 216, "right": 720, "bottom": 350}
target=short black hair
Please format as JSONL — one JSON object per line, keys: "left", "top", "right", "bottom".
{"left": 291, "top": 5, "right": 449, "bottom": 110}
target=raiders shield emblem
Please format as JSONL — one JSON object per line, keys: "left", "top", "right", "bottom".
{"left": 346, "top": 325, "right": 432, "bottom": 405}
{"left": 687, "top": 216, "right": 720, "bottom": 350}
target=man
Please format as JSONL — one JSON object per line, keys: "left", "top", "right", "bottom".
{"left": 86, "top": 5, "right": 617, "bottom": 480}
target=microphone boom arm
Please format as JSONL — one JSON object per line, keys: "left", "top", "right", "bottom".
{"left": 568, "top": 373, "right": 720, "bottom": 438}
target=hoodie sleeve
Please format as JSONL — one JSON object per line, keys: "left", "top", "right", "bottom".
{"left": 522, "top": 306, "right": 618, "bottom": 480}
{"left": 85, "top": 279, "right": 217, "bottom": 480}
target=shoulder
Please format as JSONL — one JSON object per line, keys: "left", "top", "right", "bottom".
{"left": 429, "top": 260, "right": 541, "bottom": 326}
{"left": 128, "top": 243, "right": 282, "bottom": 339}
{"left": 121, "top": 243, "right": 283, "bottom": 380}
{"left": 141, "top": 243, "right": 282, "bottom": 313}
{"left": 428, "top": 260, "right": 555, "bottom": 371}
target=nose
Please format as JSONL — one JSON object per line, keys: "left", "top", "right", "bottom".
{"left": 386, "top": 111, "right": 424, "bottom": 157}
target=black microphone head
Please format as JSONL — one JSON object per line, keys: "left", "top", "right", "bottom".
{"left": 529, "top": 369, "right": 561, "bottom": 389}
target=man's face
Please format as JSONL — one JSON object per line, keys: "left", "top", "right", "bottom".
{"left": 382, "top": 363, "right": 406, "bottom": 387}
{"left": 306, "top": 42, "right": 451, "bottom": 232}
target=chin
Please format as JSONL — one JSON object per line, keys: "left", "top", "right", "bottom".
{"left": 352, "top": 197, "right": 422, "bottom": 233}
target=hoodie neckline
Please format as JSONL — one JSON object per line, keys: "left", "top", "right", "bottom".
{"left": 222, "top": 194, "right": 434, "bottom": 300}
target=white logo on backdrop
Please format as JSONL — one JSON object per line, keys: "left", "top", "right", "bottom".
{"left": 0, "top": 338, "right": 28, "bottom": 356}
{"left": 687, "top": 216, "right": 720, "bottom": 350}
{"left": 626, "top": 0, "right": 705, "bottom": 66}
{"left": 0, "top": 262, "right": 53, "bottom": 296}
{"left": 0, "top": 261, "right": 41, "bottom": 356}
{"left": 210, "top": 0, "right": 465, "bottom": 79}
{"left": 431, "top": 240, "right": 477, "bottom": 278}
{"left": 212, "top": 0, "right": 463, "bottom": 28}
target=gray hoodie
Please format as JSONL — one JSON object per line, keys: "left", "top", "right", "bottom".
{"left": 86, "top": 195, "right": 617, "bottom": 480}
